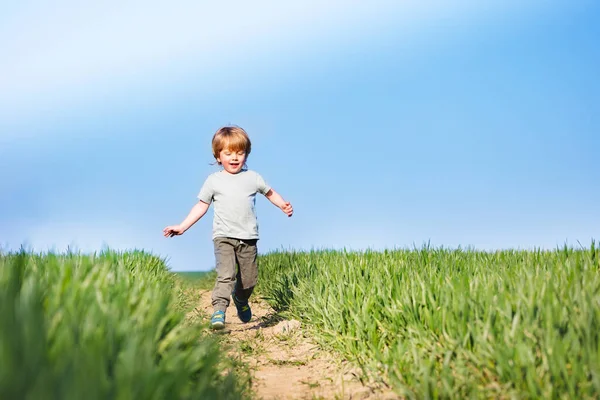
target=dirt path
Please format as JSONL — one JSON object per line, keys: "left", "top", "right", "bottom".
{"left": 187, "top": 290, "right": 398, "bottom": 400}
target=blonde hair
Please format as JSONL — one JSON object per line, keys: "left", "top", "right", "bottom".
{"left": 211, "top": 126, "right": 252, "bottom": 165}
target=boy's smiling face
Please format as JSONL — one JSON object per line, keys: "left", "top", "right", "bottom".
{"left": 218, "top": 148, "right": 247, "bottom": 174}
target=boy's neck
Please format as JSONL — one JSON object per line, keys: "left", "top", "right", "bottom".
{"left": 221, "top": 168, "right": 247, "bottom": 175}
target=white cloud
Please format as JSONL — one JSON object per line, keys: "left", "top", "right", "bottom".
{"left": 0, "top": 0, "right": 556, "bottom": 140}
{"left": 0, "top": 2, "right": 392, "bottom": 117}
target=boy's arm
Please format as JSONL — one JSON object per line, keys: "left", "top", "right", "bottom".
{"left": 265, "top": 189, "right": 293, "bottom": 217}
{"left": 163, "top": 201, "right": 210, "bottom": 237}
{"left": 179, "top": 200, "right": 210, "bottom": 231}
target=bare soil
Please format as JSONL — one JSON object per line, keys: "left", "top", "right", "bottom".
{"left": 186, "top": 289, "right": 399, "bottom": 400}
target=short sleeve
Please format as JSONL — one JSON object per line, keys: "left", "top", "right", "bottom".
{"left": 197, "top": 176, "right": 214, "bottom": 204}
{"left": 256, "top": 172, "right": 271, "bottom": 195}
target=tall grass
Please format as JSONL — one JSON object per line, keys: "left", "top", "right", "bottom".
{"left": 0, "top": 249, "right": 246, "bottom": 400}
{"left": 258, "top": 242, "right": 600, "bottom": 399}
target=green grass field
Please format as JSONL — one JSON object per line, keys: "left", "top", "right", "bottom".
{"left": 0, "top": 250, "right": 247, "bottom": 400}
{"left": 175, "top": 271, "right": 211, "bottom": 282}
{"left": 2, "top": 243, "right": 599, "bottom": 399}
{"left": 257, "top": 242, "right": 600, "bottom": 399}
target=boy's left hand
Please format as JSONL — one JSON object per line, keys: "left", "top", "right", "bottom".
{"left": 282, "top": 202, "right": 293, "bottom": 217}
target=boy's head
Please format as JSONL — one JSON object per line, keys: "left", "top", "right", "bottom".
{"left": 212, "top": 126, "right": 251, "bottom": 167}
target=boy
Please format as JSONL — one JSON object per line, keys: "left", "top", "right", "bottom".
{"left": 163, "top": 126, "right": 293, "bottom": 329}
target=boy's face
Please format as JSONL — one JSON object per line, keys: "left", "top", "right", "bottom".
{"left": 218, "top": 148, "right": 247, "bottom": 174}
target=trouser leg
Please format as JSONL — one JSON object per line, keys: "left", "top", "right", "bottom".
{"left": 211, "top": 237, "right": 237, "bottom": 312}
{"left": 233, "top": 239, "right": 258, "bottom": 303}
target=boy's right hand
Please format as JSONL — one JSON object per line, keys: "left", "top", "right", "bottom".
{"left": 163, "top": 225, "right": 185, "bottom": 237}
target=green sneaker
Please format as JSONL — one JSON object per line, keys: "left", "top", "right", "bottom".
{"left": 232, "top": 294, "right": 252, "bottom": 323}
{"left": 210, "top": 311, "right": 225, "bottom": 330}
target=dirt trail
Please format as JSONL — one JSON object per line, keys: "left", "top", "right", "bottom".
{"left": 187, "top": 290, "right": 398, "bottom": 400}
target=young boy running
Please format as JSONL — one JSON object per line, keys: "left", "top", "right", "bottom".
{"left": 163, "top": 126, "right": 293, "bottom": 329}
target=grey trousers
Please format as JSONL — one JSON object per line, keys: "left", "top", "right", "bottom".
{"left": 211, "top": 237, "right": 258, "bottom": 312}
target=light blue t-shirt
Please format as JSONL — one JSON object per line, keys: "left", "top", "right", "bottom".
{"left": 197, "top": 169, "right": 271, "bottom": 240}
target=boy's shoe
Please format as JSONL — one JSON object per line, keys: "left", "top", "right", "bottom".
{"left": 210, "top": 311, "right": 226, "bottom": 330}
{"left": 232, "top": 294, "right": 252, "bottom": 323}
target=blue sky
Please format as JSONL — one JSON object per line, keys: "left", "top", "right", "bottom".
{"left": 1, "top": 1, "right": 598, "bottom": 271}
